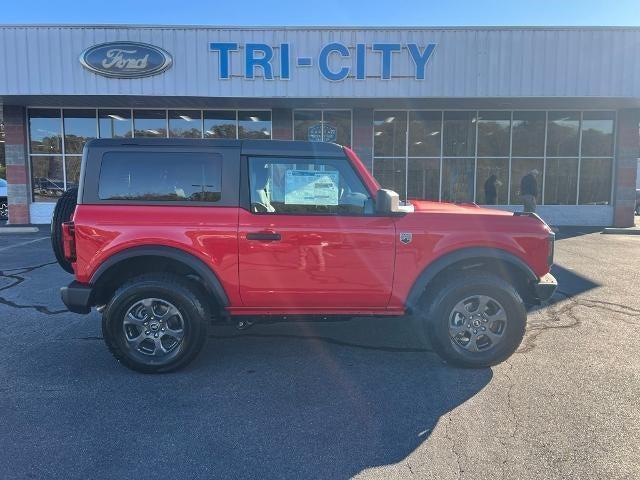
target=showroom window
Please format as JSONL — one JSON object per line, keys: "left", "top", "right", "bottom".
{"left": 99, "top": 110, "right": 133, "bottom": 139}
{"left": 133, "top": 110, "right": 167, "bottom": 138}
{"left": 294, "top": 110, "right": 351, "bottom": 145}
{"left": 27, "top": 108, "right": 272, "bottom": 202}
{"left": 372, "top": 109, "right": 615, "bottom": 206}
{"left": 169, "top": 110, "right": 202, "bottom": 138}
{"left": 204, "top": 111, "right": 237, "bottom": 138}
{"left": 238, "top": 111, "right": 272, "bottom": 139}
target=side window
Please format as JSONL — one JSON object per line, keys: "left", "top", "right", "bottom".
{"left": 99, "top": 152, "right": 222, "bottom": 202}
{"left": 248, "top": 157, "right": 373, "bottom": 215}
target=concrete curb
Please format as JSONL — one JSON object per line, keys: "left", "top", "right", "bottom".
{"left": 602, "top": 227, "right": 640, "bottom": 235}
{"left": 0, "top": 226, "right": 40, "bottom": 234}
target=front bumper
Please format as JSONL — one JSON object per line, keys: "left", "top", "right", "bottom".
{"left": 533, "top": 273, "right": 558, "bottom": 302}
{"left": 61, "top": 281, "right": 92, "bottom": 314}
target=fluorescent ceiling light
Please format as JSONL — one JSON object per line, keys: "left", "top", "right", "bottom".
{"left": 429, "top": 131, "right": 439, "bottom": 136}
{"left": 108, "top": 114, "right": 126, "bottom": 121}
{"left": 384, "top": 116, "right": 395, "bottom": 123}
{"left": 262, "top": 130, "right": 270, "bottom": 136}
{"left": 374, "top": 131, "right": 383, "bottom": 136}
{"left": 146, "top": 129, "right": 160, "bottom": 135}
{"left": 414, "top": 141, "right": 423, "bottom": 145}
{"left": 206, "top": 130, "right": 215, "bottom": 136}
{"left": 249, "top": 116, "right": 260, "bottom": 122}
{"left": 179, "top": 115, "right": 193, "bottom": 122}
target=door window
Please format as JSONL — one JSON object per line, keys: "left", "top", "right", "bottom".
{"left": 248, "top": 157, "right": 373, "bottom": 215}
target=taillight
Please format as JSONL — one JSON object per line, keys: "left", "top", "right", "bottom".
{"left": 62, "top": 221, "right": 76, "bottom": 263}
{"left": 547, "top": 233, "right": 555, "bottom": 266}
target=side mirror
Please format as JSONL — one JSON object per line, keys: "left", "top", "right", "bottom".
{"left": 375, "top": 189, "right": 400, "bottom": 214}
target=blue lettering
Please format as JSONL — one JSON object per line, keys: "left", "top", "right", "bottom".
{"left": 355, "top": 43, "right": 366, "bottom": 80}
{"left": 407, "top": 43, "right": 436, "bottom": 80}
{"left": 209, "top": 42, "right": 238, "bottom": 79}
{"left": 246, "top": 43, "right": 274, "bottom": 80}
{"left": 319, "top": 42, "right": 350, "bottom": 81}
{"left": 280, "top": 43, "right": 290, "bottom": 79}
{"left": 372, "top": 43, "right": 401, "bottom": 79}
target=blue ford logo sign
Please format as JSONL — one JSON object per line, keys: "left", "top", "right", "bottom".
{"left": 80, "top": 41, "right": 173, "bottom": 78}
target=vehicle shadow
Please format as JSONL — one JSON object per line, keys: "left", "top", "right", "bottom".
{"left": 550, "top": 264, "right": 600, "bottom": 300}
{"left": 177, "top": 318, "right": 492, "bottom": 478}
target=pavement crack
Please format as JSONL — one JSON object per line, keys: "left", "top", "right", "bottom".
{"left": 0, "top": 261, "right": 68, "bottom": 315}
{"left": 443, "top": 413, "right": 464, "bottom": 480}
{"left": 521, "top": 292, "right": 640, "bottom": 353}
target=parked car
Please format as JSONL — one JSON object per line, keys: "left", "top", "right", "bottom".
{"left": 0, "top": 178, "right": 7, "bottom": 220}
{"left": 52, "top": 139, "right": 557, "bottom": 373}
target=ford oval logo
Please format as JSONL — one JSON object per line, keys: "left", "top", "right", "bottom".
{"left": 80, "top": 41, "right": 173, "bottom": 78}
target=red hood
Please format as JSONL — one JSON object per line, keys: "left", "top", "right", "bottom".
{"left": 409, "top": 200, "right": 514, "bottom": 216}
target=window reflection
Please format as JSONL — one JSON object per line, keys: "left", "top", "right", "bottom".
{"left": 476, "top": 158, "right": 509, "bottom": 205}
{"left": 443, "top": 111, "right": 476, "bottom": 157}
{"left": 65, "top": 156, "right": 82, "bottom": 190}
{"left": 477, "top": 112, "right": 510, "bottom": 157}
{"left": 374, "top": 111, "right": 406, "bottom": 157}
{"left": 408, "top": 158, "right": 439, "bottom": 200}
{"left": 544, "top": 158, "right": 579, "bottom": 204}
{"left": 294, "top": 110, "right": 322, "bottom": 141}
{"left": 579, "top": 158, "right": 612, "bottom": 205}
{"left": 547, "top": 112, "right": 580, "bottom": 156}
{"left": 373, "top": 157, "right": 406, "bottom": 198}
{"left": 169, "top": 110, "right": 202, "bottom": 138}
{"left": 511, "top": 112, "right": 545, "bottom": 157}
{"left": 133, "top": 110, "right": 167, "bottom": 138}
{"left": 408, "top": 111, "right": 441, "bottom": 157}
{"left": 323, "top": 110, "right": 351, "bottom": 145}
{"left": 238, "top": 111, "right": 271, "bottom": 139}
{"left": 204, "top": 111, "right": 237, "bottom": 139}
{"left": 99, "top": 110, "right": 133, "bottom": 138}
{"left": 29, "top": 109, "right": 62, "bottom": 154}
{"left": 442, "top": 158, "right": 474, "bottom": 203}
{"left": 31, "top": 156, "right": 64, "bottom": 202}
{"left": 510, "top": 158, "right": 543, "bottom": 205}
{"left": 63, "top": 109, "right": 96, "bottom": 154}
{"left": 581, "top": 112, "right": 614, "bottom": 157}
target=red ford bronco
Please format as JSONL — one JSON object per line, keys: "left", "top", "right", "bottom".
{"left": 53, "top": 139, "right": 556, "bottom": 373}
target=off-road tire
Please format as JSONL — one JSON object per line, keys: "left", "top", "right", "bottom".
{"left": 414, "top": 272, "right": 527, "bottom": 368}
{"left": 50, "top": 188, "right": 78, "bottom": 273}
{"left": 102, "top": 273, "right": 209, "bottom": 373}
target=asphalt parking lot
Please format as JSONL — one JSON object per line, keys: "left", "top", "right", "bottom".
{"left": 0, "top": 228, "right": 638, "bottom": 479}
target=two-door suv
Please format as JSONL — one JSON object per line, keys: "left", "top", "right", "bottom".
{"left": 53, "top": 138, "right": 557, "bottom": 373}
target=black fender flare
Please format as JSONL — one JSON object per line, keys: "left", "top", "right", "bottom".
{"left": 90, "top": 245, "right": 229, "bottom": 307}
{"left": 405, "top": 247, "right": 538, "bottom": 311}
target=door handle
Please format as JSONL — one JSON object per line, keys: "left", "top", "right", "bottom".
{"left": 246, "top": 231, "right": 282, "bottom": 241}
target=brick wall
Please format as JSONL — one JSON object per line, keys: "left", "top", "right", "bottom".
{"left": 613, "top": 109, "right": 640, "bottom": 227}
{"left": 3, "top": 106, "right": 30, "bottom": 224}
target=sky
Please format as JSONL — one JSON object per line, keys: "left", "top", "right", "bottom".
{"left": 1, "top": 0, "right": 639, "bottom": 26}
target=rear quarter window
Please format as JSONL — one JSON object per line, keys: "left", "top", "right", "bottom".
{"left": 98, "top": 151, "right": 222, "bottom": 202}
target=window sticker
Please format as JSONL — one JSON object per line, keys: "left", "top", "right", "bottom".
{"left": 284, "top": 169, "right": 339, "bottom": 205}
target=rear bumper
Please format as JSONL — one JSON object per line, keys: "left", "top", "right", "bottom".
{"left": 533, "top": 273, "right": 557, "bottom": 302}
{"left": 61, "top": 281, "right": 92, "bottom": 314}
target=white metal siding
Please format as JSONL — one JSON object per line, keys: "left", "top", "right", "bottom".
{"left": 1, "top": 26, "right": 639, "bottom": 98}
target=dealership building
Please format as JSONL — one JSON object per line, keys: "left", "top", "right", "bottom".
{"left": 0, "top": 24, "right": 638, "bottom": 226}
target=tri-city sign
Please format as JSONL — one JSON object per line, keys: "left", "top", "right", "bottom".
{"left": 209, "top": 42, "right": 438, "bottom": 81}
{"left": 80, "top": 41, "right": 438, "bottom": 81}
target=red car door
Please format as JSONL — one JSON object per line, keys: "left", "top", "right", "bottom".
{"left": 238, "top": 156, "right": 396, "bottom": 309}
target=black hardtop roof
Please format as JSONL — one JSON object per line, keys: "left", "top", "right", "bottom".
{"left": 84, "top": 138, "right": 346, "bottom": 158}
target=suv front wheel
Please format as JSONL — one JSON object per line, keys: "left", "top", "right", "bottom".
{"left": 415, "top": 273, "right": 527, "bottom": 368}
{"left": 102, "top": 273, "right": 208, "bottom": 373}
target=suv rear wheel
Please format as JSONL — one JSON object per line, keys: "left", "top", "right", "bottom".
{"left": 102, "top": 273, "right": 208, "bottom": 373}
{"left": 415, "top": 273, "right": 526, "bottom": 368}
